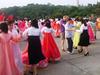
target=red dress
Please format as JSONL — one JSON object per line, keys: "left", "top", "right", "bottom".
{"left": 55, "top": 21, "right": 61, "bottom": 37}
{"left": 41, "top": 27, "right": 61, "bottom": 62}
{"left": 0, "top": 15, "right": 4, "bottom": 22}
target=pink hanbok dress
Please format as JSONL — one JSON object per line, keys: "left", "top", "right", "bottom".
{"left": 9, "top": 28, "right": 23, "bottom": 73}
{"left": 87, "top": 22, "right": 95, "bottom": 43}
{"left": 0, "top": 33, "right": 21, "bottom": 75}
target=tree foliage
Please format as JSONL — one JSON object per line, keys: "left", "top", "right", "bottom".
{"left": 1, "top": 2, "right": 100, "bottom": 19}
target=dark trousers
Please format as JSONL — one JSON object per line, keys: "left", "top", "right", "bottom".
{"left": 67, "top": 37, "right": 73, "bottom": 53}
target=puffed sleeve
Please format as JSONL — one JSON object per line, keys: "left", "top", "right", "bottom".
{"left": 80, "top": 24, "right": 84, "bottom": 33}
{"left": 41, "top": 27, "right": 45, "bottom": 33}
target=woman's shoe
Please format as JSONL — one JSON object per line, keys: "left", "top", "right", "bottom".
{"left": 84, "top": 52, "right": 89, "bottom": 56}
{"left": 29, "top": 71, "right": 33, "bottom": 74}
{"left": 74, "top": 47, "right": 77, "bottom": 49}
{"left": 62, "top": 49, "right": 66, "bottom": 52}
{"left": 78, "top": 49, "right": 83, "bottom": 54}
{"left": 24, "top": 71, "right": 29, "bottom": 75}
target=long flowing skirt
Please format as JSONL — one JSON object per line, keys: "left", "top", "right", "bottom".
{"left": 73, "top": 31, "right": 80, "bottom": 48}
{"left": 11, "top": 43, "right": 24, "bottom": 73}
{"left": 78, "top": 30, "right": 90, "bottom": 46}
{"left": 55, "top": 24, "right": 61, "bottom": 37}
{"left": 88, "top": 25, "right": 95, "bottom": 43}
{"left": 28, "top": 36, "right": 45, "bottom": 65}
{"left": 42, "top": 33, "right": 61, "bottom": 62}
{"left": 0, "top": 43, "right": 21, "bottom": 75}
{"left": 22, "top": 43, "right": 48, "bottom": 68}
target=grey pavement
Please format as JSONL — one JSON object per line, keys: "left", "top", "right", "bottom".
{"left": 20, "top": 31, "right": 100, "bottom": 75}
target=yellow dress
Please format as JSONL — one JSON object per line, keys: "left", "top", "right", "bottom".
{"left": 73, "top": 22, "right": 81, "bottom": 48}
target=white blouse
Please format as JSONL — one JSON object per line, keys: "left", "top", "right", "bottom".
{"left": 80, "top": 24, "right": 88, "bottom": 33}
{"left": 23, "top": 27, "right": 41, "bottom": 37}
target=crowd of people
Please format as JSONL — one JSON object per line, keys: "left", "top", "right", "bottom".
{"left": 0, "top": 11, "right": 100, "bottom": 75}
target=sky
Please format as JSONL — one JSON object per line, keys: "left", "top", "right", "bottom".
{"left": 0, "top": 0, "right": 98, "bottom": 8}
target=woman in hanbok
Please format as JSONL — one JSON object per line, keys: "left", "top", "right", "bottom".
{"left": 22, "top": 20, "right": 48, "bottom": 69}
{"left": 8, "top": 21, "right": 24, "bottom": 74}
{"left": 51, "top": 19, "right": 56, "bottom": 30}
{"left": 41, "top": 19, "right": 61, "bottom": 62}
{"left": 87, "top": 20, "right": 95, "bottom": 43}
{"left": 78, "top": 19, "right": 90, "bottom": 56}
{"left": 55, "top": 20, "right": 61, "bottom": 37}
{"left": 22, "top": 21, "right": 48, "bottom": 71}
{"left": 0, "top": 22, "right": 21, "bottom": 75}
{"left": 23, "top": 19, "right": 45, "bottom": 75}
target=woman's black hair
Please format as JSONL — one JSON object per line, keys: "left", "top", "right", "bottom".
{"left": 31, "top": 19, "right": 39, "bottom": 28}
{"left": 7, "top": 20, "right": 14, "bottom": 26}
{"left": 0, "top": 22, "right": 8, "bottom": 33}
{"left": 45, "top": 19, "right": 51, "bottom": 28}
{"left": 75, "top": 17, "right": 79, "bottom": 21}
{"left": 41, "top": 22, "right": 44, "bottom": 26}
{"left": 82, "top": 19, "right": 87, "bottom": 26}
